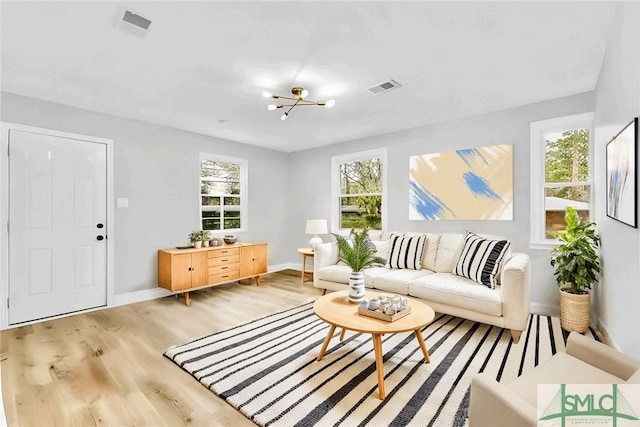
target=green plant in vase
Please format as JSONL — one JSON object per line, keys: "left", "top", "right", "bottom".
{"left": 550, "top": 206, "right": 600, "bottom": 332}
{"left": 201, "top": 230, "right": 212, "bottom": 247}
{"left": 333, "top": 227, "right": 385, "bottom": 303}
{"left": 188, "top": 230, "right": 202, "bottom": 248}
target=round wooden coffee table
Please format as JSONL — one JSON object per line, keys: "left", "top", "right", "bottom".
{"left": 313, "top": 290, "right": 436, "bottom": 400}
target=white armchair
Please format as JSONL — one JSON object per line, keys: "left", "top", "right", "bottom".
{"left": 469, "top": 332, "right": 640, "bottom": 427}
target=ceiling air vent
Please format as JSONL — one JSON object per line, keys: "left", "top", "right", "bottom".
{"left": 121, "top": 10, "right": 152, "bottom": 30}
{"left": 116, "top": 8, "right": 152, "bottom": 36}
{"left": 367, "top": 79, "right": 402, "bottom": 96}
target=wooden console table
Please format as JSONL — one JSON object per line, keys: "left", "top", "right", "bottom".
{"left": 158, "top": 242, "right": 268, "bottom": 305}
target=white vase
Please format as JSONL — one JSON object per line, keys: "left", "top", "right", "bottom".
{"left": 193, "top": 241, "right": 202, "bottom": 249}
{"left": 348, "top": 271, "right": 366, "bottom": 303}
{"left": 203, "top": 240, "right": 210, "bottom": 247}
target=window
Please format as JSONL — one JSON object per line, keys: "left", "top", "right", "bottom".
{"left": 331, "top": 148, "right": 387, "bottom": 231}
{"left": 200, "top": 154, "right": 247, "bottom": 232}
{"left": 530, "top": 113, "right": 594, "bottom": 247}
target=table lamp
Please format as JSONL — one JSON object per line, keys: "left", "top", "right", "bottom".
{"left": 305, "top": 219, "right": 328, "bottom": 247}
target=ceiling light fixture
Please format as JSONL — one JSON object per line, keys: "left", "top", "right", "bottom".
{"left": 264, "top": 87, "right": 335, "bottom": 121}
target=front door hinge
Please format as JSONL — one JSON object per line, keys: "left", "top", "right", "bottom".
{"left": 6, "top": 298, "right": 9, "bottom": 309}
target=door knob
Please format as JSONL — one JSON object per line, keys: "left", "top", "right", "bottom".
{"left": 96, "top": 235, "right": 104, "bottom": 241}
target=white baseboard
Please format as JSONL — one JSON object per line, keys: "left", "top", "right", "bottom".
{"left": 111, "top": 263, "right": 299, "bottom": 308}
{"left": 530, "top": 303, "right": 558, "bottom": 317}
{"left": 268, "top": 263, "right": 298, "bottom": 272}
{"left": 110, "top": 287, "right": 172, "bottom": 307}
{"left": 592, "top": 313, "right": 621, "bottom": 351}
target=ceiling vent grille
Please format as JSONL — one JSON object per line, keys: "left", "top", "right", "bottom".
{"left": 122, "top": 10, "right": 152, "bottom": 30}
{"left": 367, "top": 79, "right": 402, "bottom": 95}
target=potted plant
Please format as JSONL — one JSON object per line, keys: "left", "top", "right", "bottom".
{"left": 333, "top": 227, "right": 385, "bottom": 303}
{"left": 201, "top": 230, "right": 212, "bottom": 247}
{"left": 550, "top": 206, "right": 601, "bottom": 332}
{"left": 188, "top": 230, "right": 203, "bottom": 248}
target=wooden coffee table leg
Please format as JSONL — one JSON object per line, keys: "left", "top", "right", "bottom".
{"left": 414, "top": 329, "right": 430, "bottom": 363}
{"left": 372, "top": 333, "right": 385, "bottom": 399}
{"left": 317, "top": 324, "right": 336, "bottom": 361}
{"left": 339, "top": 328, "right": 346, "bottom": 341}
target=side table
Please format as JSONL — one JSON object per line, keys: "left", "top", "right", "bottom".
{"left": 297, "top": 247, "right": 314, "bottom": 284}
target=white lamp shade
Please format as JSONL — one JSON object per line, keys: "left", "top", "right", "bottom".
{"left": 306, "top": 219, "right": 328, "bottom": 248}
{"left": 305, "top": 219, "right": 328, "bottom": 235}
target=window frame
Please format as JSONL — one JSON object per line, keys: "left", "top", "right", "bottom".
{"left": 529, "top": 112, "right": 594, "bottom": 249}
{"left": 331, "top": 148, "right": 388, "bottom": 233}
{"left": 199, "top": 153, "right": 248, "bottom": 233}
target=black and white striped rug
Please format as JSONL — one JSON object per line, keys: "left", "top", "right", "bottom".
{"left": 164, "top": 302, "right": 599, "bottom": 426}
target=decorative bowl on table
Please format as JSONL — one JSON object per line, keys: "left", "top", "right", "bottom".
{"left": 223, "top": 235, "right": 237, "bottom": 244}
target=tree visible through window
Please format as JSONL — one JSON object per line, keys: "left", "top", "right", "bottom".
{"left": 339, "top": 158, "right": 382, "bottom": 229}
{"left": 544, "top": 128, "right": 591, "bottom": 238}
{"left": 200, "top": 156, "right": 245, "bottom": 231}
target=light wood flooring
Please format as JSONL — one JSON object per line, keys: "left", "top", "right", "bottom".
{"left": 0, "top": 270, "right": 320, "bottom": 426}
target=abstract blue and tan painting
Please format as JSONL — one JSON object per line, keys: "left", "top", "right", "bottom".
{"left": 409, "top": 144, "right": 513, "bottom": 220}
{"left": 606, "top": 119, "right": 637, "bottom": 227}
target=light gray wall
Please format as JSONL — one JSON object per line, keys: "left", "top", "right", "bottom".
{"left": 593, "top": 2, "right": 640, "bottom": 358}
{"left": 1, "top": 92, "right": 291, "bottom": 295}
{"left": 288, "top": 92, "right": 596, "bottom": 314}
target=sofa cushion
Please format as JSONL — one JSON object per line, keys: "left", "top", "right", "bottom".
{"left": 388, "top": 234, "right": 427, "bottom": 270}
{"left": 315, "top": 242, "right": 339, "bottom": 269}
{"left": 453, "top": 232, "right": 510, "bottom": 289}
{"left": 373, "top": 269, "right": 432, "bottom": 295}
{"left": 507, "top": 352, "right": 623, "bottom": 407}
{"left": 422, "top": 234, "right": 440, "bottom": 271}
{"left": 370, "top": 239, "right": 391, "bottom": 265}
{"left": 316, "top": 265, "right": 351, "bottom": 284}
{"left": 434, "top": 233, "right": 465, "bottom": 272}
{"left": 408, "top": 273, "right": 502, "bottom": 317}
{"left": 317, "top": 265, "right": 389, "bottom": 289}
{"left": 364, "top": 267, "right": 390, "bottom": 288}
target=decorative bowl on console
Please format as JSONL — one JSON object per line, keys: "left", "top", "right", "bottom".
{"left": 223, "top": 235, "right": 237, "bottom": 244}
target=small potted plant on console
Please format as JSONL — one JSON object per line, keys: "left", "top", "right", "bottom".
{"left": 202, "top": 230, "right": 212, "bottom": 247}
{"left": 189, "top": 230, "right": 203, "bottom": 248}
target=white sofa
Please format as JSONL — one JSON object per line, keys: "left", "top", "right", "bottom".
{"left": 313, "top": 231, "right": 531, "bottom": 342}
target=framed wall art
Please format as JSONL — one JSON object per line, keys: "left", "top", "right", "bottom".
{"left": 409, "top": 144, "right": 513, "bottom": 220}
{"left": 606, "top": 117, "right": 638, "bottom": 228}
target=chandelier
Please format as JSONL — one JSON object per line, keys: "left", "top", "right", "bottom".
{"left": 263, "top": 87, "right": 335, "bottom": 120}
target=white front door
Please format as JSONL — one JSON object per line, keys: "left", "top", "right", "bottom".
{"left": 8, "top": 129, "right": 107, "bottom": 324}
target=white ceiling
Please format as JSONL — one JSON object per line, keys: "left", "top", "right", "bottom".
{"left": 1, "top": 1, "right": 617, "bottom": 153}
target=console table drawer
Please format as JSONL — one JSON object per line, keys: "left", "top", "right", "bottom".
{"left": 209, "top": 263, "right": 239, "bottom": 276}
{"left": 208, "top": 247, "right": 240, "bottom": 258}
{"left": 208, "top": 254, "right": 240, "bottom": 267}
{"left": 209, "top": 270, "right": 240, "bottom": 284}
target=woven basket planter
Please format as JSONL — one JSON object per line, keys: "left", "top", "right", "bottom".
{"left": 559, "top": 288, "right": 591, "bottom": 333}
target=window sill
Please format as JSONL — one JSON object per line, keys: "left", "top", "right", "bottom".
{"left": 529, "top": 240, "right": 561, "bottom": 250}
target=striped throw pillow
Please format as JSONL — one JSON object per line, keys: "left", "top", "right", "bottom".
{"left": 453, "top": 232, "right": 510, "bottom": 289}
{"left": 388, "top": 234, "right": 427, "bottom": 270}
